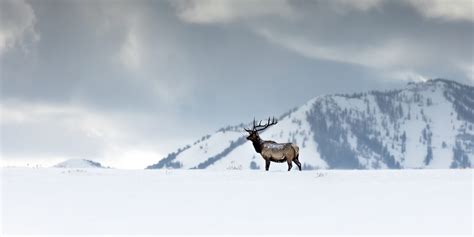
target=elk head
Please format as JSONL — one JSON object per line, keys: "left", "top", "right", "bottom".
{"left": 244, "top": 117, "right": 278, "bottom": 142}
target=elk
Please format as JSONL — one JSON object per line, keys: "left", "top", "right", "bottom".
{"left": 245, "top": 117, "right": 301, "bottom": 171}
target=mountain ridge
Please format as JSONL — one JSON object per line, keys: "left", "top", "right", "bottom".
{"left": 147, "top": 79, "right": 473, "bottom": 170}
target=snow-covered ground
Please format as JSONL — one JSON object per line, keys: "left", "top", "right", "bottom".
{"left": 1, "top": 168, "right": 472, "bottom": 235}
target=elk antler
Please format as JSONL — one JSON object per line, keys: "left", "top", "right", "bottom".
{"left": 245, "top": 117, "right": 278, "bottom": 133}
{"left": 254, "top": 117, "right": 278, "bottom": 132}
{"left": 244, "top": 118, "right": 256, "bottom": 132}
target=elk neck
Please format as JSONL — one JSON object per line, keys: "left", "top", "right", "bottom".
{"left": 251, "top": 135, "right": 264, "bottom": 154}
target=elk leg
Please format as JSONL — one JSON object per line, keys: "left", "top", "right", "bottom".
{"left": 287, "top": 159, "right": 292, "bottom": 171}
{"left": 265, "top": 160, "right": 270, "bottom": 171}
{"left": 293, "top": 159, "right": 302, "bottom": 171}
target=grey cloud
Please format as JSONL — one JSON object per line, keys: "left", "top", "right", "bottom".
{"left": 1, "top": 120, "right": 105, "bottom": 158}
{"left": 171, "top": 0, "right": 473, "bottom": 82}
{"left": 0, "top": 102, "right": 108, "bottom": 159}
{"left": 171, "top": 0, "right": 294, "bottom": 24}
{"left": 254, "top": 1, "right": 473, "bottom": 82}
{"left": 404, "top": 0, "right": 474, "bottom": 22}
{"left": 329, "top": 0, "right": 474, "bottom": 22}
{"left": 2, "top": 1, "right": 189, "bottom": 109}
{"left": 0, "top": 0, "right": 39, "bottom": 54}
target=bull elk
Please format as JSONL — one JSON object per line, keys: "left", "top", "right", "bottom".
{"left": 245, "top": 117, "right": 301, "bottom": 171}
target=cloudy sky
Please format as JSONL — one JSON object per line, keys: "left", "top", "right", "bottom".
{"left": 1, "top": 0, "right": 473, "bottom": 168}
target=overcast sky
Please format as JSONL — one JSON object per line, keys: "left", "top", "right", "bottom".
{"left": 1, "top": 0, "right": 473, "bottom": 168}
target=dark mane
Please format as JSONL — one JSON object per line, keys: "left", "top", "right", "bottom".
{"left": 251, "top": 136, "right": 263, "bottom": 153}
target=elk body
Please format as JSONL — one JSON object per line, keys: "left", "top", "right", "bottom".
{"left": 245, "top": 117, "right": 301, "bottom": 171}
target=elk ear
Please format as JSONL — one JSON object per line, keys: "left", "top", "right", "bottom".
{"left": 244, "top": 128, "right": 252, "bottom": 133}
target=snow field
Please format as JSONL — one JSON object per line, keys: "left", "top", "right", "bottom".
{"left": 1, "top": 168, "right": 472, "bottom": 235}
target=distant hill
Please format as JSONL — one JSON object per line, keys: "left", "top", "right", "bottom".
{"left": 147, "top": 79, "right": 473, "bottom": 170}
{"left": 54, "top": 159, "right": 107, "bottom": 168}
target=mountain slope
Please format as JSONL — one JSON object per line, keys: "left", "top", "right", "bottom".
{"left": 147, "top": 79, "right": 473, "bottom": 170}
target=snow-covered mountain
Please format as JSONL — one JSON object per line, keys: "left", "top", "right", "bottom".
{"left": 147, "top": 79, "right": 473, "bottom": 170}
{"left": 54, "top": 159, "right": 107, "bottom": 168}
